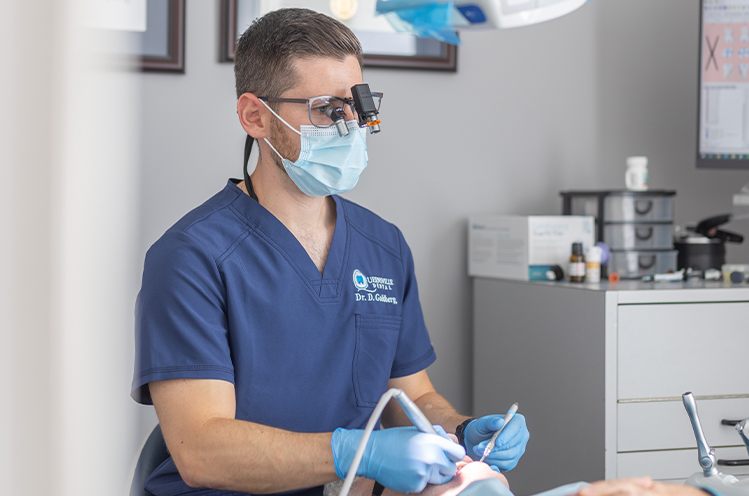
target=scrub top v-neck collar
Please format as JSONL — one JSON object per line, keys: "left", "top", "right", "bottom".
{"left": 228, "top": 179, "right": 348, "bottom": 300}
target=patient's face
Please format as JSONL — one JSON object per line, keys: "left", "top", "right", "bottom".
{"left": 347, "top": 458, "right": 508, "bottom": 496}
{"left": 453, "top": 459, "right": 509, "bottom": 489}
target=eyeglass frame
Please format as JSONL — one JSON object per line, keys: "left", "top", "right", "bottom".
{"left": 257, "top": 93, "right": 383, "bottom": 129}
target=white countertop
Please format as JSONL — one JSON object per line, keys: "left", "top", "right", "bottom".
{"left": 474, "top": 277, "right": 749, "bottom": 303}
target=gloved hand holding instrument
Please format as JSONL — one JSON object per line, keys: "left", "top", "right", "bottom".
{"left": 461, "top": 403, "right": 529, "bottom": 472}
{"left": 331, "top": 425, "right": 466, "bottom": 493}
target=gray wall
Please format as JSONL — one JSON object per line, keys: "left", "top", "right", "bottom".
{"left": 135, "top": 0, "right": 749, "bottom": 427}
{"left": 596, "top": 0, "right": 749, "bottom": 252}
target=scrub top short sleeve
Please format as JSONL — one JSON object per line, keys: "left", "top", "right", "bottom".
{"left": 132, "top": 231, "right": 234, "bottom": 404}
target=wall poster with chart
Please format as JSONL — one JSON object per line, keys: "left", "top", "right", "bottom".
{"left": 698, "top": 0, "right": 749, "bottom": 169}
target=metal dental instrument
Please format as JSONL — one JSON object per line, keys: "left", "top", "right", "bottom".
{"left": 738, "top": 419, "right": 749, "bottom": 455}
{"left": 721, "top": 418, "right": 749, "bottom": 457}
{"left": 479, "top": 403, "right": 519, "bottom": 464}
{"left": 682, "top": 392, "right": 718, "bottom": 477}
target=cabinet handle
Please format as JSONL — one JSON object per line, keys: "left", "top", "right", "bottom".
{"left": 638, "top": 254, "right": 657, "bottom": 270}
{"left": 635, "top": 226, "right": 654, "bottom": 240}
{"left": 634, "top": 199, "right": 654, "bottom": 216}
{"left": 717, "top": 459, "right": 749, "bottom": 466}
{"left": 722, "top": 419, "right": 742, "bottom": 426}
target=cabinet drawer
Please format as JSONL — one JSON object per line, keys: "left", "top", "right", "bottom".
{"left": 618, "top": 398, "right": 749, "bottom": 452}
{"left": 617, "top": 303, "right": 749, "bottom": 399}
{"left": 617, "top": 447, "right": 749, "bottom": 481}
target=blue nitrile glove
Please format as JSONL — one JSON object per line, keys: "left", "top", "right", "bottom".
{"left": 463, "top": 413, "right": 529, "bottom": 472}
{"left": 331, "top": 426, "right": 466, "bottom": 493}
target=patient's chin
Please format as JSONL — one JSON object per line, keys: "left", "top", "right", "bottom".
{"left": 343, "top": 460, "right": 509, "bottom": 496}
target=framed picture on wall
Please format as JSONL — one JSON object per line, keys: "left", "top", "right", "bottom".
{"left": 108, "top": 0, "right": 186, "bottom": 73}
{"left": 219, "top": 0, "right": 457, "bottom": 71}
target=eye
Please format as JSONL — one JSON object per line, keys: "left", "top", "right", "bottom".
{"left": 312, "top": 103, "right": 332, "bottom": 114}
{"left": 309, "top": 101, "right": 344, "bottom": 127}
{"left": 319, "top": 105, "right": 345, "bottom": 119}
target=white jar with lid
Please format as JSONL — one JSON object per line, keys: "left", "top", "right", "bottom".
{"left": 625, "top": 156, "right": 649, "bottom": 191}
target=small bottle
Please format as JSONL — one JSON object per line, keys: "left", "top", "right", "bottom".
{"left": 569, "top": 242, "right": 586, "bottom": 283}
{"left": 625, "top": 156, "right": 649, "bottom": 191}
{"left": 586, "top": 246, "right": 602, "bottom": 283}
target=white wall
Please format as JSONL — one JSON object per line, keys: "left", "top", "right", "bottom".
{"left": 135, "top": 0, "right": 749, "bottom": 423}
{"left": 3, "top": 2, "right": 142, "bottom": 495}
{"left": 2, "top": 3, "right": 56, "bottom": 492}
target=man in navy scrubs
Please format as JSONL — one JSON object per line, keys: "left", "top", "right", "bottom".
{"left": 132, "top": 8, "right": 529, "bottom": 496}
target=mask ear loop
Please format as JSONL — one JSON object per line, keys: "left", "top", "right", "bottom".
{"left": 243, "top": 99, "right": 300, "bottom": 202}
{"left": 259, "top": 99, "right": 302, "bottom": 136}
{"left": 258, "top": 99, "right": 301, "bottom": 166}
{"left": 247, "top": 98, "right": 348, "bottom": 197}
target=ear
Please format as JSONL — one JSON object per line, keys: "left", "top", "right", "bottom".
{"left": 237, "top": 93, "right": 271, "bottom": 139}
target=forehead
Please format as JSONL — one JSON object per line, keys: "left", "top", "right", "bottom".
{"left": 286, "top": 55, "right": 364, "bottom": 98}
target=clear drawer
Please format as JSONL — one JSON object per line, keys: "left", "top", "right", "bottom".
{"left": 609, "top": 250, "right": 677, "bottom": 279}
{"left": 561, "top": 191, "right": 675, "bottom": 229}
{"left": 603, "top": 195, "right": 674, "bottom": 223}
{"left": 604, "top": 223, "right": 674, "bottom": 250}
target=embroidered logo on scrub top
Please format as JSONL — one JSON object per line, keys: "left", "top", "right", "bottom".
{"left": 352, "top": 269, "right": 398, "bottom": 305}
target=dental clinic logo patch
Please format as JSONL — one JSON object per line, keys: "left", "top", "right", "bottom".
{"left": 352, "top": 269, "right": 398, "bottom": 305}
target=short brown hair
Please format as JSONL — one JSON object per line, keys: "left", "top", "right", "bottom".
{"left": 234, "top": 8, "right": 363, "bottom": 99}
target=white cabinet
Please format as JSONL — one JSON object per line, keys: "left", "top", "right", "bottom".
{"left": 617, "top": 303, "right": 749, "bottom": 398}
{"left": 473, "top": 279, "right": 749, "bottom": 496}
{"left": 618, "top": 399, "right": 749, "bottom": 451}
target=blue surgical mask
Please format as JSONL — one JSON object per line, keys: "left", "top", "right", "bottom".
{"left": 260, "top": 100, "right": 368, "bottom": 197}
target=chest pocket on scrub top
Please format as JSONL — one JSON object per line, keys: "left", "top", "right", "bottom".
{"left": 352, "top": 313, "right": 402, "bottom": 408}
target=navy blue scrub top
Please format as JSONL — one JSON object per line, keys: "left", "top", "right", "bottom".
{"left": 132, "top": 180, "right": 437, "bottom": 496}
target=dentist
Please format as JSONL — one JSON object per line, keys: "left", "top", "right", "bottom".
{"left": 132, "top": 8, "right": 529, "bottom": 496}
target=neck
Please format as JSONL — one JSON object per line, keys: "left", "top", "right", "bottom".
{"left": 246, "top": 155, "right": 335, "bottom": 232}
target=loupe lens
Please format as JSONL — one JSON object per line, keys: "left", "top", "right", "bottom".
{"left": 309, "top": 96, "right": 338, "bottom": 127}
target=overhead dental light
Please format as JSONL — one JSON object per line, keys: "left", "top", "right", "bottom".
{"left": 489, "top": 0, "right": 588, "bottom": 29}
{"left": 376, "top": 0, "right": 589, "bottom": 44}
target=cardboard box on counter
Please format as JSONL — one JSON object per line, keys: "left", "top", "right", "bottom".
{"left": 469, "top": 215, "right": 595, "bottom": 280}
